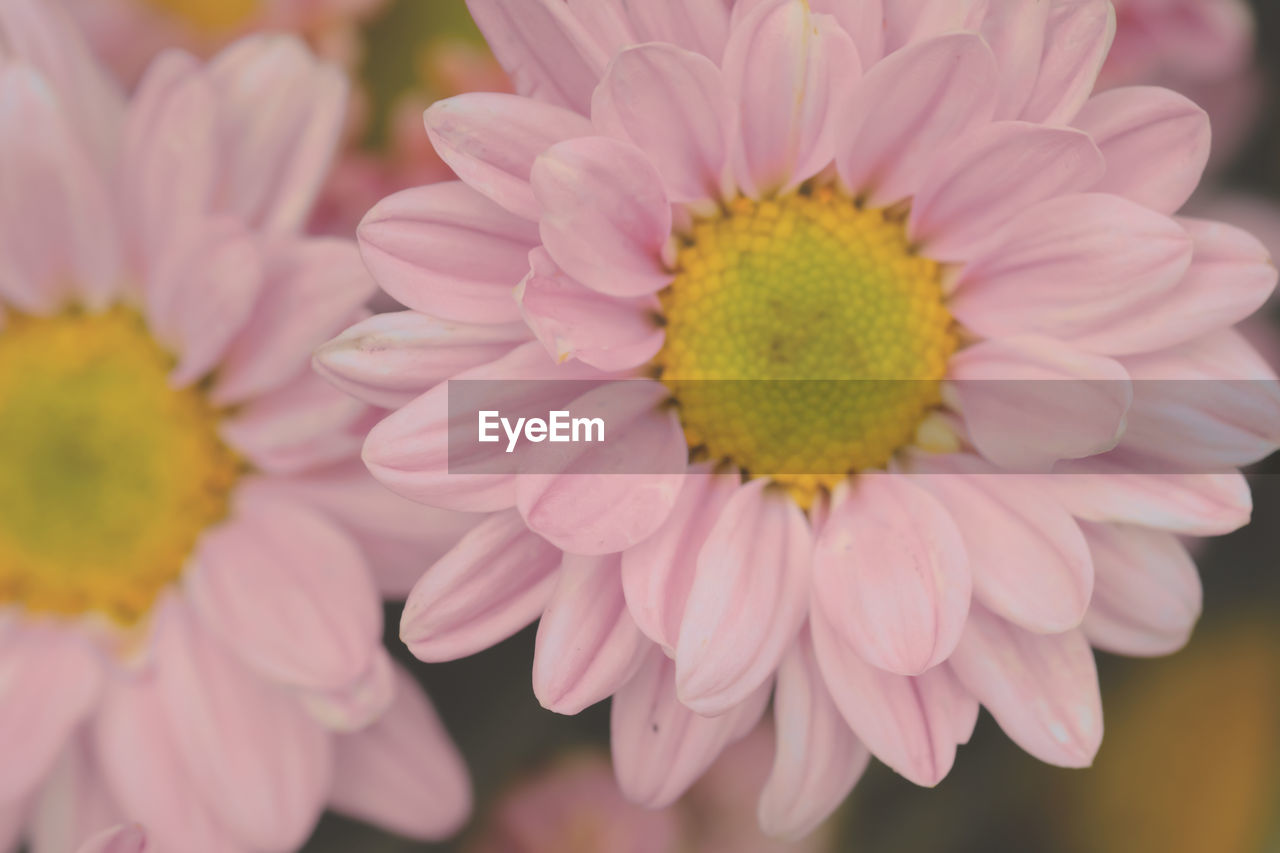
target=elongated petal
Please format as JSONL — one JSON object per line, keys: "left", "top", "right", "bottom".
{"left": 811, "top": 0, "right": 884, "bottom": 67}
{"left": 401, "top": 509, "right": 562, "bottom": 661}
{"left": 980, "top": 0, "right": 1050, "bottom": 119}
{"left": 1018, "top": 0, "right": 1115, "bottom": 125}
{"left": 30, "top": 736, "right": 126, "bottom": 853}
{"left": 1045, "top": 467, "right": 1251, "bottom": 536}
{"left": 300, "top": 646, "right": 395, "bottom": 733}
{"left": 616, "top": 0, "right": 731, "bottom": 60}
{"left": 75, "top": 826, "right": 147, "bottom": 853}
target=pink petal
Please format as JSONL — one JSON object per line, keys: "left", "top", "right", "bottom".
{"left": 357, "top": 182, "right": 540, "bottom": 324}
{"left": 979, "top": 0, "right": 1051, "bottom": 119}
{"left": 75, "top": 825, "right": 147, "bottom": 853}
{"left": 810, "top": 611, "right": 963, "bottom": 787}
{"left": 949, "top": 335, "right": 1131, "bottom": 472}
{"left": 881, "top": 0, "right": 989, "bottom": 52}
{"left": 426, "top": 92, "right": 594, "bottom": 221}
{"left": 1044, "top": 467, "right": 1251, "bottom": 536}
{"left": 813, "top": 476, "right": 970, "bottom": 675}
{"left": 591, "top": 43, "right": 733, "bottom": 204}
{"left": 463, "top": 0, "right": 607, "bottom": 113}
{"left": 400, "top": 509, "right": 562, "bottom": 661}
{"left": 811, "top": 0, "right": 884, "bottom": 67}
{"left": 205, "top": 35, "right": 347, "bottom": 232}
{"left": 315, "top": 310, "right": 529, "bottom": 410}
{"left": 724, "top": 0, "right": 860, "bottom": 195}
{"left": 330, "top": 666, "right": 471, "bottom": 841}
{"left": 31, "top": 735, "right": 126, "bottom": 853}
{"left": 0, "top": 801, "right": 22, "bottom": 852}
{"left": 151, "top": 603, "right": 332, "bottom": 852}
{"left": 675, "top": 479, "right": 812, "bottom": 714}
{"left": 1072, "top": 86, "right": 1210, "bottom": 215}
{"left": 1079, "top": 522, "right": 1202, "bottom": 657}
{"left": 299, "top": 646, "right": 395, "bottom": 733}
{"left": 611, "top": 647, "right": 770, "bottom": 808}
{"left": 949, "top": 607, "right": 1102, "bottom": 768}
{"left": 0, "top": 625, "right": 103, "bottom": 802}
{"left": 837, "top": 33, "right": 996, "bottom": 206}
{"left": 188, "top": 494, "right": 381, "bottom": 691}
{"left": 516, "top": 381, "right": 686, "bottom": 555}
{"left": 616, "top": 0, "right": 731, "bottom": 61}
{"left": 949, "top": 194, "right": 1193, "bottom": 352}
{"left": 908, "top": 123, "right": 1105, "bottom": 261}
{"left": 531, "top": 136, "right": 673, "bottom": 297}
{"left": 1017, "top": 0, "right": 1115, "bottom": 125}
{"left": 533, "top": 553, "right": 647, "bottom": 714}
{"left": 620, "top": 466, "right": 739, "bottom": 654}
{"left": 760, "top": 632, "right": 870, "bottom": 840}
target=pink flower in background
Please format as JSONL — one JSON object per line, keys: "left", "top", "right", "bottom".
{"left": 319, "top": 0, "right": 1280, "bottom": 838}
{"left": 0, "top": 2, "right": 473, "bottom": 850}
{"left": 75, "top": 826, "right": 146, "bottom": 853}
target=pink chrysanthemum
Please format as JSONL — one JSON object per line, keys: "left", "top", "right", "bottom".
{"left": 320, "top": 0, "right": 1280, "bottom": 838}
{"left": 0, "top": 2, "right": 474, "bottom": 851}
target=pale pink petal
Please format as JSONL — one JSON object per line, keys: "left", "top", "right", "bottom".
{"left": 811, "top": 0, "right": 884, "bottom": 67}
{"left": 74, "top": 825, "right": 147, "bottom": 853}
{"left": 401, "top": 509, "right": 562, "bottom": 661}
{"left": 1072, "top": 86, "right": 1210, "bottom": 215}
{"left": 949, "top": 607, "right": 1102, "bottom": 768}
{"left": 881, "top": 0, "right": 989, "bottom": 52}
{"left": 0, "top": 801, "right": 22, "bottom": 852}
{"left": 206, "top": 35, "right": 347, "bottom": 232}
{"left": 908, "top": 123, "right": 1105, "bottom": 261}
{"left": 518, "top": 247, "right": 664, "bottom": 371}
{"left": 1079, "top": 522, "right": 1201, "bottom": 657}
{"left": 152, "top": 603, "right": 332, "bottom": 851}
{"left": 533, "top": 553, "right": 647, "bottom": 714}
{"left": 212, "top": 238, "right": 375, "bottom": 405}
{"left": 31, "top": 736, "right": 126, "bottom": 853}
{"left": 357, "top": 182, "right": 540, "bottom": 324}
{"left": 617, "top": 0, "right": 731, "bottom": 60}
{"left": 427, "top": 93, "right": 594, "bottom": 222}
{"left": 813, "top": 476, "right": 970, "bottom": 675}
{"left": 1045, "top": 467, "right": 1251, "bottom": 536}
{"left": 330, "top": 666, "right": 471, "bottom": 841}
{"left": 621, "top": 466, "right": 739, "bottom": 654}
{"left": 565, "top": 0, "right": 636, "bottom": 56}
{"left": 676, "top": 479, "right": 812, "bottom": 714}
{"left": 949, "top": 194, "right": 1194, "bottom": 352}
{"left": 725, "top": 0, "right": 859, "bottom": 195}
{"left": 837, "top": 34, "right": 996, "bottom": 205}
{"left": 315, "top": 311, "right": 529, "bottom": 410}
{"left": 299, "top": 646, "right": 395, "bottom": 733}
{"left": 980, "top": 0, "right": 1050, "bottom": 119}
{"left": 516, "top": 382, "right": 686, "bottom": 555}
{"left": 759, "top": 633, "right": 870, "bottom": 840}
{"left": 949, "top": 336, "right": 1131, "bottom": 472}
{"left": 611, "top": 647, "right": 770, "bottom": 808}
{"left": 0, "top": 625, "right": 103, "bottom": 802}
{"left": 592, "top": 43, "right": 732, "bottom": 204}
{"left": 0, "top": 65, "right": 120, "bottom": 312}
{"left": 1018, "top": 0, "right": 1115, "bottom": 125}
{"left": 464, "top": 0, "right": 607, "bottom": 112}
{"left": 531, "top": 136, "right": 673, "bottom": 297}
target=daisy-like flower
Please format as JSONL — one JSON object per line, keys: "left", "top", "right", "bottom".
{"left": 0, "top": 2, "right": 472, "bottom": 851}
{"left": 319, "top": 0, "right": 1280, "bottom": 838}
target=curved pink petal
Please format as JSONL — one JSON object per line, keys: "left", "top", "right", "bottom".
{"left": 1073, "top": 86, "right": 1210, "bottom": 216}
{"left": 531, "top": 136, "right": 673, "bottom": 297}
{"left": 330, "top": 666, "right": 472, "bottom": 841}
{"left": 426, "top": 92, "right": 594, "bottom": 221}
{"left": 315, "top": 310, "right": 529, "bottom": 410}
{"left": 881, "top": 0, "right": 988, "bottom": 52}
{"left": 676, "top": 479, "right": 812, "bottom": 714}
{"left": 188, "top": 494, "right": 381, "bottom": 691}
{"left": 591, "top": 43, "right": 732, "bottom": 205}
{"left": 611, "top": 647, "right": 770, "bottom": 808}
{"left": 518, "top": 247, "right": 664, "bottom": 371}
{"left": 949, "top": 335, "right": 1131, "bottom": 472}
{"left": 1017, "top": 0, "right": 1115, "bottom": 125}
{"left": 724, "top": 0, "right": 859, "bottom": 196}
{"left": 814, "top": 476, "right": 970, "bottom": 675}
{"left": 909, "top": 123, "right": 1105, "bottom": 261}
{"left": 31, "top": 735, "right": 126, "bottom": 853}
{"left": 400, "top": 509, "right": 562, "bottom": 662}
{"left": 1079, "top": 522, "right": 1201, "bottom": 658}
{"left": 979, "top": 0, "right": 1050, "bottom": 119}
{"left": 299, "top": 646, "right": 395, "bottom": 733}
{"left": 622, "top": 0, "right": 731, "bottom": 60}
{"left": 1044, "top": 466, "right": 1251, "bottom": 536}
{"left": 533, "top": 553, "right": 647, "bottom": 714}
{"left": 357, "top": 182, "right": 540, "bottom": 324}
{"left": 811, "top": 0, "right": 884, "bottom": 67}
{"left": 75, "top": 826, "right": 147, "bottom": 853}
{"left": 950, "top": 194, "right": 1193, "bottom": 352}
{"left": 837, "top": 33, "right": 996, "bottom": 206}
{"left": 621, "top": 466, "right": 739, "bottom": 654}
{"left": 949, "top": 607, "right": 1102, "bottom": 768}
{"left": 760, "top": 632, "right": 870, "bottom": 840}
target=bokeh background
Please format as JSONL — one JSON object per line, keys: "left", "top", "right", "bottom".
{"left": 276, "top": 1, "right": 1280, "bottom": 850}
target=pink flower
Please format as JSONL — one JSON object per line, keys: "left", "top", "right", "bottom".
{"left": 320, "top": 0, "right": 1280, "bottom": 839}
{"left": 0, "top": 2, "right": 473, "bottom": 850}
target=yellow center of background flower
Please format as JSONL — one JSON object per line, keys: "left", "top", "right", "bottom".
{"left": 655, "top": 188, "right": 956, "bottom": 507}
{"left": 142, "top": 0, "right": 260, "bottom": 33}
{"left": 0, "top": 307, "right": 239, "bottom": 624}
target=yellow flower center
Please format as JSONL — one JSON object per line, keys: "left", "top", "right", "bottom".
{"left": 655, "top": 188, "right": 956, "bottom": 507}
{"left": 0, "top": 307, "right": 239, "bottom": 624}
{"left": 141, "top": 0, "right": 260, "bottom": 33}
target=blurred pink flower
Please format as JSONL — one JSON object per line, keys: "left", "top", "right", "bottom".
{"left": 0, "top": 2, "right": 475, "bottom": 850}
{"left": 320, "top": 0, "right": 1280, "bottom": 839}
